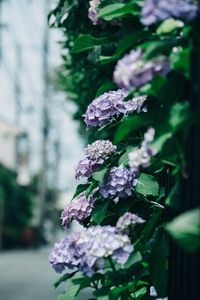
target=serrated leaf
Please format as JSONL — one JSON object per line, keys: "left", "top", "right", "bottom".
{"left": 165, "top": 208, "right": 200, "bottom": 252}
{"left": 92, "top": 168, "right": 107, "bottom": 183}
{"left": 136, "top": 173, "right": 159, "bottom": 196}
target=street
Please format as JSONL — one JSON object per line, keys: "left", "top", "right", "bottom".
{"left": 0, "top": 248, "right": 63, "bottom": 300}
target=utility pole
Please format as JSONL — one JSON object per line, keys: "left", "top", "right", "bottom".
{"left": 38, "top": 0, "right": 50, "bottom": 244}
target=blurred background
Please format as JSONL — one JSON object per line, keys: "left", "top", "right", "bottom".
{"left": 0, "top": 0, "right": 84, "bottom": 299}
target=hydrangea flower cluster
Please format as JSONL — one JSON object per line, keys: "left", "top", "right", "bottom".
{"left": 84, "top": 89, "right": 147, "bottom": 127}
{"left": 113, "top": 49, "right": 170, "bottom": 89}
{"left": 49, "top": 225, "right": 133, "bottom": 276}
{"left": 116, "top": 212, "right": 145, "bottom": 234}
{"left": 100, "top": 166, "right": 138, "bottom": 202}
{"left": 129, "top": 128, "right": 157, "bottom": 172}
{"left": 88, "top": 0, "right": 101, "bottom": 25}
{"left": 61, "top": 189, "right": 97, "bottom": 229}
{"left": 141, "top": 0, "right": 198, "bottom": 26}
{"left": 75, "top": 140, "right": 117, "bottom": 179}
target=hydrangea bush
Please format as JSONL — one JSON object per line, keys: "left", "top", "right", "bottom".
{"left": 48, "top": 0, "right": 198, "bottom": 299}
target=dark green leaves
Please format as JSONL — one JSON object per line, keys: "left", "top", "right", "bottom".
{"left": 136, "top": 173, "right": 159, "bottom": 197}
{"left": 149, "top": 231, "right": 168, "bottom": 297}
{"left": 91, "top": 200, "right": 113, "bottom": 224}
{"left": 71, "top": 34, "right": 111, "bottom": 53}
{"left": 54, "top": 271, "right": 77, "bottom": 288}
{"left": 165, "top": 208, "right": 200, "bottom": 252}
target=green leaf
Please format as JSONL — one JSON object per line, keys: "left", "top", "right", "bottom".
{"left": 99, "top": 31, "right": 150, "bottom": 65}
{"left": 133, "top": 287, "right": 147, "bottom": 298}
{"left": 96, "top": 82, "right": 116, "bottom": 97}
{"left": 54, "top": 271, "right": 77, "bottom": 288}
{"left": 136, "top": 173, "right": 159, "bottom": 196}
{"left": 98, "top": 3, "right": 139, "bottom": 21}
{"left": 92, "top": 201, "right": 112, "bottom": 224}
{"left": 71, "top": 34, "right": 110, "bottom": 53}
{"left": 156, "top": 18, "right": 184, "bottom": 35}
{"left": 169, "top": 102, "right": 192, "bottom": 130}
{"left": 124, "top": 251, "right": 142, "bottom": 269}
{"left": 165, "top": 208, "right": 200, "bottom": 252}
{"left": 72, "top": 184, "right": 90, "bottom": 199}
{"left": 118, "top": 146, "right": 134, "bottom": 166}
{"left": 114, "top": 115, "right": 148, "bottom": 143}
{"left": 58, "top": 274, "right": 82, "bottom": 300}
{"left": 171, "top": 47, "right": 191, "bottom": 78}
{"left": 165, "top": 179, "right": 180, "bottom": 209}
{"left": 92, "top": 168, "right": 107, "bottom": 183}
{"left": 149, "top": 232, "right": 168, "bottom": 297}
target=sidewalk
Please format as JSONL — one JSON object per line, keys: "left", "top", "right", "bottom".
{"left": 0, "top": 247, "right": 63, "bottom": 300}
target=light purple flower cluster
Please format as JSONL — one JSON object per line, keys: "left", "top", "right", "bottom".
{"left": 75, "top": 140, "right": 117, "bottom": 179}
{"left": 114, "top": 49, "right": 170, "bottom": 89}
{"left": 116, "top": 212, "right": 145, "bottom": 234}
{"left": 61, "top": 190, "right": 97, "bottom": 229}
{"left": 49, "top": 225, "right": 133, "bottom": 276}
{"left": 141, "top": 0, "right": 198, "bottom": 26}
{"left": 128, "top": 128, "right": 157, "bottom": 172}
{"left": 100, "top": 166, "right": 138, "bottom": 202}
{"left": 84, "top": 89, "right": 147, "bottom": 127}
{"left": 88, "top": 0, "right": 101, "bottom": 25}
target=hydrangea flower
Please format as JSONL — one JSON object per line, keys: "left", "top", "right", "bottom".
{"left": 49, "top": 225, "right": 133, "bottom": 276}
{"left": 100, "top": 166, "right": 138, "bottom": 202}
{"left": 84, "top": 89, "right": 147, "bottom": 127}
{"left": 114, "top": 49, "right": 170, "bottom": 89}
{"left": 61, "top": 189, "right": 97, "bottom": 229}
{"left": 116, "top": 212, "right": 145, "bottom": 234}
{"left": 86, "top": 140, "right": 117, "bottom": 164}
{"left": 128, "top": 128, "right": 157, "bottom": 172}
{"left": 141, "top": 0, "right": 198, "bottom": 25}
{"left": 88, "top": 0, "right": 101, "bottom": 25}
{"left": 75, "top": 140, "right": 117, "bottom": 179}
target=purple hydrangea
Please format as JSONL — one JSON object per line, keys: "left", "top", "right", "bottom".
{"left": 84, "top": 89, "right": 147, "bottom": 127}
{"left": 100, "top": 166, "right": 138, "bottom": 202}
{"left": 49, "top": 225, "right": 133, "bottom": 276}
{"left": 49, "top": 232, "right": 81, "bottom": 273}
{"left": 114, "top": 49, "right": 170, "bottom": 89}
{"left": 75, "top": 158, "right": 93, "bottom": 180}
{"left": 75, "top": 140, "right": 117, "bottom": 180}
{"left": 128, "top": 128, "right": 157, "bottom": 172}
{"left": 141, "top": 0, "right": 198, "bottom": 26}
{"left": 116, "top": 212, "right": 145, "bottom": 234}
{"left": 61, "top": 189, "right": 97, "bottom": 229}
{"left": 88, "top": 0, "right": 101, "bottom": 25}
{"left": 86, "top": 140, "right": 117, "bottom": 164}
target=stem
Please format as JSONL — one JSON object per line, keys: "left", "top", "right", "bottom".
{"left": 108, "top": 256, "right": 117, "bottom": 272}
{"left": 149, "top": 200, "right": 164, "bottom": 209}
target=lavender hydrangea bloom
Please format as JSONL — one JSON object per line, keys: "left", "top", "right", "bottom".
{"left": 86, "top": 140, "right": 117, "bottom": 164}
{"left": 100, "top": 166, "right": 138, "bottom": 202}
{"left": 116, "top": 212, "right": 145, "bottom": 234}
{"left": 88, "top": 0, "right": 101, "bottom": 25}
{"left": 75, "top": 158, "right": 93, "bottom": 180}
{"left": 84, "top": 89, "right": 147, "bottom": 127}
{"left": 49, "top": 232, "right": 81, "bottom": 273}
{"left": 75, "top": 140, "right": 117, "bottom": 179}
{"left": 141, "top": 0, "right": 198, "bottom": 26}
{"left": 49, "top": 225, "right": 133, "bottom": 276}
{"left": 114, "top": 49, "right": 170, "bottom": 89}
{"left": 61, "top": 190, "right": 97, "bottom": 229}
{"left": 129, "top": 128, "right": 157, "bottom": 172}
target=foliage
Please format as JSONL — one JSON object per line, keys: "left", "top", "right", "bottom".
{"left": 49, "top": 0, "right": 198, "bottom": 299}
{"left": 0, "top": 164, "right": 34, "bottom": 248}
